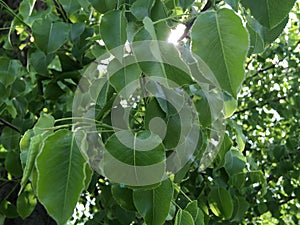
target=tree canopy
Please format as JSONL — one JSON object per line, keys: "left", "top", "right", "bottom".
{"left": 0, "top": 0, "right": 299, "bottom": 224}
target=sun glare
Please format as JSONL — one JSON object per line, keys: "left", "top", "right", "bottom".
{"left": 167, "top": 24, "right": 186, "bottom": 45}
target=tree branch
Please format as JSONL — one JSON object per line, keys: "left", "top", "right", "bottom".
{"left": 0, "top": 118, "right": 20, "bottom": 133}
{"left": 235, "top": 95, "right": 288, "bottom": 115}
{"left": 177, "top": 0, "right": 212, "bottom": 42}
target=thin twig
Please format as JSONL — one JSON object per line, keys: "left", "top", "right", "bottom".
{"left": 177, "top": 0, "right": 212, "bottom": 42}
{"left": 0, "top": 118, "right": 20, "bottom": 133}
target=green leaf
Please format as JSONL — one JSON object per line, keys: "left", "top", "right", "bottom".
{"left": 111, "top": 184, "right": 136, "bottom": 211}
{"left": 0, "top": 57, "right": 22, "bottom": 88}
{"left": 103, "top": 130, "right": 166, "bottom": 186}
{"left": 20, "top": 130, "right": 34, "bottom": 168}
{"left": 0, "top": 200, "right": 18, "bottom": 218}
{"left": 241, "top": 0, "right": 296, "bottom": 29}
{"left": 36, "top": 129, "right": 88, "bottom": 225}
{"left": 19, "top": 135, "right": 42, "bottom": 193}
{"left": 19, "top": 115, "right": 55, "bottom": 194}
{"left": 100, "top": 10, "right": 127, "bottom": 55}
{"left": 208, "top": 186, "right": 233, "bottom": 219}
{"left": 131, "top": 0, "right": 155, "bottom": 21}
{"left": 151, "top": 0, "right": 168, "bottom": 21}
{"left": 215, "top": 134, "right": 232, "bottom": 165}
{"left": 69, "top": 23, "right": 85, "bottom": 42}
{"left": 143, "top": 17, "right": 157, "bottom": 40}
{"left": 224, "top": 92, "right": 237, "bottom": 118}
{"left": 88, "top": 0, "right": 117, "bottom": 14}
{"left": 44, "top": 82, "right": 66, "bottom": 100}
{"left": 58, "top": 0, "right": 81, "bottom": 15}
{"left": 17, "top": 184, "right": 37, "bottom": 219}
{"left": 228, "top": 120, "right": 246, "bottom": 151}
{"left": 132, "top": 41, "right": 193, "bottom": 86}
{"left": 144, "top": 98, "right": 167, "bottom": 140}
{"left": 246, "top": 19, "right": 265, "bottom": 54}
{"left": 229, "top": 172, "right": 246, "bottom": 189}
{"left": 0, "top": 127, "right": 20, "bottom": 150}
{"left": 247, "top": 171, "right": 267, "bottom": 196}
{"left": 174, "top": 209, "right": 194, "bottom": 225}
{"left": 224, "top": 149, "right": 246, "bottom": 175}
{"left": 185, "top": 201, "right": 205, "bottom": 225}
{"left": 232, "top": 196, "right": 249, "bottom": 221}
{"left": 32, "top": 19, "right": 70, "bottom": 54}
{"left": 29, "top": 50, "right": 54, "bottom": 75}
{"left": 133, "top": 179, "right": 174, "bottom": 225}
{"left": 261, "top": 17, "right": 289, "bottom": 44}
{"left": 191, "top": 8, "right": 249, "bottom": 97}
{"left": 5, "top": 150, "right": 23, "bottom": 177}
{"left": 179, "top": 0, "right": 195, "bottom": 10}
{"left": 33, "top": 113, "right": 56, "bottom": 134}
{"left": 108, "top": 56, "right": 142, "bottom": 98}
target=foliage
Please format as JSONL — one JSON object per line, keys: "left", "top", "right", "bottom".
{"left": 0, "top": 0, "right": 299, "bottom": 225}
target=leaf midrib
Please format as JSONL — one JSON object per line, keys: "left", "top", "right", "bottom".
{"left": 62, "top": 132, "right": 75, "bottom": 217}
{"left": 214, "top": 10, "right": 233, "bottom": 94}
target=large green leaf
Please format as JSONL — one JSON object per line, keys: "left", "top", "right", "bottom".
{"left": 191, "top": 8, "right": 249, "bottom": 97}
{"left": 103, "top": 130, "right": 166, "bottom": 185}
{"left": 0, "top": 57, "right": 22, "bottom": 88}
{"left": 208, "top": 186, "right": 233, "bottom": 219}
{"left": 100, "top": 10, "right": 127, "bottom": 55}
{"left": 32, "top": 19, "right": 70, "bottom": 54}
{"left": 133, "top": 179, "right": 174, "bottom": 225}
{"left": 36, "top": 129, "right": 88, "bottom": 225}
{"left": 241, "top": 0, "right": 296, "bottom": 29}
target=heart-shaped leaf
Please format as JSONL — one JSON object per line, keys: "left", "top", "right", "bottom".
{"left": 191, "top": 8, "right": 249, "bottom": 97}
{"left": 36, "top": 129, "right": 90, "bottom": 225}
{"left": 32, "top": 19, "right": 70, "bottom": 54}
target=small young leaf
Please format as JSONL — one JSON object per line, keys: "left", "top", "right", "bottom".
{"left": 17, "top": 184, "right": 37, "bottom": 219}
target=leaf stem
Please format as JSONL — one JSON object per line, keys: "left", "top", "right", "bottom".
{"left": 172, "top": 200, "right": 182, "bottom": 209}
{"left": 180, "top": 188, "right": 193, "bottom": 202}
